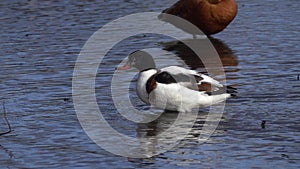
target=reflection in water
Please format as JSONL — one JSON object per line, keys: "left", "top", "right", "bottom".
{"left": 135, "top": 110, "right": 227, "bottom": 158}
{"left": 137, "top": 111, "right": 179, "bottom": 138}
{"left": 162, "top": 37, "right": 239, "bottom": 71}
{"left": 122, "top": 109, "right": 197, "bottom": 157}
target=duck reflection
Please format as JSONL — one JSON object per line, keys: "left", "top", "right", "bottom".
{"left": 137, "top": 110, "right": 180, "bottom": 137}
{"left": 133, "top": 110, "right": 196, "bottom": 157}
{"left": 162, "top": 37, "right": 238, "bottom": 71}
{"left": 133, "top": 110, "right": 227, "bottom": 158}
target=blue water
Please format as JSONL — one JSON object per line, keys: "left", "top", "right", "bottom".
{"left": 0, "top": 0, "right": 299, "bottom": 168}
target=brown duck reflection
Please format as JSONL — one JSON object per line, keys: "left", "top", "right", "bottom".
{"left": 162, "top": 37, "right": 238, "bottom": 70}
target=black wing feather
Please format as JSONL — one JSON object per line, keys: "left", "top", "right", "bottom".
{"left": 155, "top": 71, "right": 203, "bottom": 84}
{"left": 153, "top": 71, "right": 238, "bottom": 96}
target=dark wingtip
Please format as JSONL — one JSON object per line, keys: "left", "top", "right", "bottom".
{"left": 204, "top": 86, "right": 238, "bottom": 96}
{"left": 227, "top": 86, "right": 237, "bottom": 90}
{"left": 227, "top": 86, "right": 238, "bottom": 97}
{"left": 230, "top": 93, "right": 238, "bottom": 97}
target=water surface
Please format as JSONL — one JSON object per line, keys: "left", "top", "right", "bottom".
{"left": 0, "top": 0, "right": 299, "bottom": 168}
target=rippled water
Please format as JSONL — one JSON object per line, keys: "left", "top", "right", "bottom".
{"left": 1, "top": 0, "right": 299, "bottom": 168}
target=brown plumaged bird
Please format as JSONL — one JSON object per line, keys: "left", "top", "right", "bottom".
{"left": 159, "top": 0, "right": 238, "bottom": 35}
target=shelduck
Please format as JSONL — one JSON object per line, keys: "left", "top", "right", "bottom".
{"left": 119, "top": 50, "right": 236, "bottom": 112}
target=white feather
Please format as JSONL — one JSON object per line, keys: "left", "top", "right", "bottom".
{"left": 137, "top": 67, "right": 231, "bottom": 112}
{"left": 136, "top": 69, "right": 158, "bottom": 104}
{"left": 148, "top": 82, "right": 230, "bottom": 112}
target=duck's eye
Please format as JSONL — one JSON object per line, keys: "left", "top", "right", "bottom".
{"left": 131, "top": 57, "right": 136, "bottom": 63}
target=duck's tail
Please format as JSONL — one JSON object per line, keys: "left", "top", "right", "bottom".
{"left": 199, "top": 85, "right": 237, "bottom": 107}
{"left": 205, "top": 85, "right": 237, "bottom": 97}
{"left": 225, "top": 86, "right": 238, "bottom": 97}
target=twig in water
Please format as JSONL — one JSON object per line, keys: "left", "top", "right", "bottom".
{"left": 297, "top": 74, "right": 299, "bottom": 81}
{"left": 0, "top": 101, "right": 12, "bottom": 136}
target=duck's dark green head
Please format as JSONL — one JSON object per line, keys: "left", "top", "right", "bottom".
{"left": 118, "top": 50, "right": 156, "bottom": 72}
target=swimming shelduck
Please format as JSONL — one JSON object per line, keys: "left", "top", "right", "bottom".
{"left": 119, "top": 50, "right": 236, "bottom": 112}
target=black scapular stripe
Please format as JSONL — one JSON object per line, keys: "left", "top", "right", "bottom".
{"left": 155, "top": 71, "right": 203, "bottom": 84}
